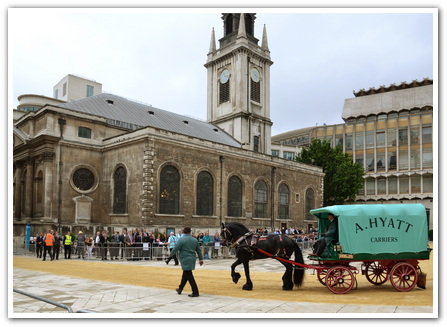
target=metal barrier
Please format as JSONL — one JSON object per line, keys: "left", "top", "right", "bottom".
{"left": 296, "top": 238, "right": 316, "bottom": 251}
{"left": 13, "top": 288, "right": 96, "bottom": 313}
{"left": 16, "top": 238, "right": 260, "bottom": 261}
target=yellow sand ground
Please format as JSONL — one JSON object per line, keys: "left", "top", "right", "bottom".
{"left": 13, "top": 249, "right": 434, "bottom": 307}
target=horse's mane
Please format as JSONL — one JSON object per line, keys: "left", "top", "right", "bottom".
{"left": 225, "top": 222, "right": 250, "bottom": 235}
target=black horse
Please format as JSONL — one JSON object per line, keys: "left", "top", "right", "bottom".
{"left": 221, "top": 222, "right": 305, "bottom": 291}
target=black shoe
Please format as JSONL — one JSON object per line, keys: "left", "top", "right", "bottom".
{"left": 165, "top": 259, "right": 170, "bottom": 265}
{"left": 176, "top": 288, "right": 182, "bottom": 295}
{"left": 188, "top": 293, "right": 199, "bottom": 297}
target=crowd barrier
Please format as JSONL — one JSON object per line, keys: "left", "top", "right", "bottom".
{"left": 20, "top": 238, "right": 315, "bottom": 260}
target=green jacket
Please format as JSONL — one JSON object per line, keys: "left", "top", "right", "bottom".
{"left": 170, "top": 234, "right": 203, "bottom": 271}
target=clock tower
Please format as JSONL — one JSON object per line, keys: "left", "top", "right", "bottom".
{"left": 205, "top": 13, "right": 273, "bottom": 154}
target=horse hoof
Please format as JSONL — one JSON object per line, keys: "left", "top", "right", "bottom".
{"left": 232, "top": 273, "right": 241, "bottom": 284}
{"left": 243, "top": 284, "right": 253, "bottom": 291}
{"left": 282, "top": 287, "right": 293, "bottom": 291}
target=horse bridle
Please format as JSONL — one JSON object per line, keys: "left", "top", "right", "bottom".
{"left": 221, "top": 226, "right": 234, "bottom": 246}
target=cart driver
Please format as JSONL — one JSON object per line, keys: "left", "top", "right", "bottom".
{"left": 310, "top": 213, "right": 338, "bottom": 257}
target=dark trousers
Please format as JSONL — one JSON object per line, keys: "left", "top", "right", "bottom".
{"left": 36, "top": 245, "right": 43, "bottom": 258}
{"left": 179, "top": 270, "right": 199, "bottom": 295}
{"left": 52, "top": 246, "right": 60, "bottom": 260}
{"left": 313, "top": 238, "right": 327, "bottom": 256}
{"left": 64, "top": 245, "right": 71, "bottom": 258}
{"left": 166, "top": 248, "right": 179, "bottom": 264}
{"left": 42, "top": 245, "right": 53, "bottom": 260}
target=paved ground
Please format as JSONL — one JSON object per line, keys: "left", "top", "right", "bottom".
{"left": 11, "top": 248, "right": 436, "bottom": 318}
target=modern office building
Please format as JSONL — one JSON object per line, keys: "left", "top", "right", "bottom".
{"left": 272, "top": 78, "right": 434, "bottom": 229}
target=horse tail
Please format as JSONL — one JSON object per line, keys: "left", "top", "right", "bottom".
{"left": 293, "top": 241, "right": 305, "bottom": 287}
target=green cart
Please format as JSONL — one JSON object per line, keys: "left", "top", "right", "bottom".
{"left": 308, "top": 204, "right": 431, "bottom": 294}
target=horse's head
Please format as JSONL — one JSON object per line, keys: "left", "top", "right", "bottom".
{"left": 221, "top": 223, "right": 233, "bottom": 246}
{"left": 221, "top": 222, "right": 249, "bottom": 246}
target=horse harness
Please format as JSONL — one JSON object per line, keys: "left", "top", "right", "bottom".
{"left": 231, "top": 232, "right": 289, "bottom": 260}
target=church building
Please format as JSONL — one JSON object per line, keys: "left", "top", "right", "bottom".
{"left": 12, "top": 13, "right": 324, "bottom": 239}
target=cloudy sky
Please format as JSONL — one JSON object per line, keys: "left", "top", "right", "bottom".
{"left": 9, "top": 7, "right": 435, "bottom": 136}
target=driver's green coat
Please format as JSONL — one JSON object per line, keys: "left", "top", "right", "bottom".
{"left": 310, "top": 204, "right": 428, "bottom": 255}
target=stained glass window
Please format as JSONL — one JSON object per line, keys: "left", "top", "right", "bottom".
{"left": 73, "top": 168, "right": 95, "bottom": 191}
{"left": 113, "top": 166, "right": 127, "bottom": 214}
{"left": 254, "top": 180, "right": 268, "bottom": 218}
{"left": 228, "top": 176, "right": 242, "bottom": 217}
{"left": 196, "top": 171, "right": 214, "bottom": 216}
{"left": 305, "top": 188, "right": 315, "bottom": 220}
{"left": 278, "top": 183, "right": 289, "bottom": 219}
{"left": 160, "top": 165, "right": 180, "bottom": 214}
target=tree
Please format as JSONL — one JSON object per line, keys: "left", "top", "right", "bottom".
{"left": 296, "top": 139, "right": 364, "bottom": 206}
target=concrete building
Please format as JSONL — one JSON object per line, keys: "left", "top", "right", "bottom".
{"left": 12, "top": 13, "right": 324, "bottom": 239}
{"left": 272, "top": 79, "right": 434, "bottom": 229}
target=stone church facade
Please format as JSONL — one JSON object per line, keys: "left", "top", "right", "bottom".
{"left": 12, "top": 14, "right": 324, "bottom": 238}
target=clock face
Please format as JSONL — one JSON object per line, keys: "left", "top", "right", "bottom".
{"left": 250, "top": 68, "right": 260, "bottom": 82}
{"left": 220, "top": 69, "right": 230, "bottom": 84}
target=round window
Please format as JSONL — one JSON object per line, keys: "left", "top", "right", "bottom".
{"left": 72, "top": 168, "right": 95, "bottom": 191}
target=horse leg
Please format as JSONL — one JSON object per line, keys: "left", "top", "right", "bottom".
{"left": 231, "top": 258, "right": 242, "bottom": 284}
{"left": 281, "top": 261, "right": 294, "bottom": 290}
{"left": 242, "top": 259, "right": 253, "bottom": 290}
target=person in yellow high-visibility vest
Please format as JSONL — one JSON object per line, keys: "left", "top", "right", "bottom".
{"left": 42, "top": 230, "right": 54, "bottom": 261}
{"left": 63, "top": 231, "right": 73, "bottom": 259}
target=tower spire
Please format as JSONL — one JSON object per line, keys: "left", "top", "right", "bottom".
{"left": 208, "top": 27, "right": 216, "bottom": 54}
{"left": 237, "top": 13, "right": 247, "bottom": 38}
{"left": 261, "top": 24, "right": 270, "bottom": 52}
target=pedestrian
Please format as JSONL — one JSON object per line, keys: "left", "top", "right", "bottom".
{"left": 119, "top": 228, "right": 132, "bottom": 260}
{"left": 36, "top": 233, "right": 44, "bottom": 258}
{"left": 212, "top": 232, "right": 221, "bottom": 259}
{"left": 94, "top": 231, "right": 101, "bottom": 258}
{"left": 167, "top": 226, "right": 203, "bottom": 297}
{"left": 100, "top": 231, "right": 108, "bottom": 260}
{"left": 52, "top": 231, "right": 62, "bottom": 260}
{"left": 42, "top": 230, "right": 54, "bottom": 261}
{"left": 86, "top": 236, "right": 93, "bottom": 259}
{"left": 110, "top": 231, "right": 120, "bottom": 260}
{"left": 202, "top": 231, "right": 211, "bottom": 259}
{"left": 63, "top": 231, "right": 72, "bottom": 259}
{"left": 76, "top": 231, "right": 86, "bottom": 259}
{"left": 164, "top": 232, "right": 179, "bottom": 265}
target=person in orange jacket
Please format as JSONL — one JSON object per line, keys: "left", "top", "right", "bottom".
{"left": 42, "top": 230, "right": 55, "bottom": 261}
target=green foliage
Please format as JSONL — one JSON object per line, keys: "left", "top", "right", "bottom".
{"left": 296, "top": 139, "right": 365, "bottom": 206}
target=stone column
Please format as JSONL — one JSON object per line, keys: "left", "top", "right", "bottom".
{"left": 14, "top": 164, "right": 23, "bottom": 220}
{"left": 24, "top": 159, "right": 34, "bottom": 219}
{"left": 42, "top": 152, "right": 55, "bottom": 219}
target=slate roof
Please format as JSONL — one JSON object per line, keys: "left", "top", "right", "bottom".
{"left": 56, "top": 93, "right": 241, "bottom": 147}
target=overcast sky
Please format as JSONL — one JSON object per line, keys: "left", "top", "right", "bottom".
{"left": 9, "top": 8, "right": 435, "bottom": 136}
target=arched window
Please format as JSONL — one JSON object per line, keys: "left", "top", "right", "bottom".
{"left": 278, "top": 183, "right": 289, "bottom": 219}
{"left": 113, "top": 166, "right": 127, "bottom": 214}
{"left": 254, "top": 180, "right": 268, "bottom": 218}
{"left": 160, "top": 165, "right": 180, "bottom": 214}
{"left": 228, "top": 175, "right": 242, "bottom": 217}
{"left": 305, "top": 188, "right": 316, "bottom": 220}
{"left": 196, "top": 171, "right": 214, "bottom": 216}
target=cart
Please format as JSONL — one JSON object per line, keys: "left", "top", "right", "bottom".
{"left": 308, "top": 203, "right": 431, "bottom": 294}
{"left": 255, "top": 204, "right": 431, "bottom": 294}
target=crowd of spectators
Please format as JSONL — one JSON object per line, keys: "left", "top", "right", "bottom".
{"left": 28, "top": 226, "right": 317, "bottom": 261}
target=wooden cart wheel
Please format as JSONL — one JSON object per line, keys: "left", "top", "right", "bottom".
{"left": 317, "top": 269, "right": 328, "bottom": 286}
{"left": 325, "top": 266, "right": 355, "bottom": 294}
{"left": 390, "top": 262, "right": 418, "bottom": 292}
{"left": 365, "top": 261, "right": 388, "bottom": 285}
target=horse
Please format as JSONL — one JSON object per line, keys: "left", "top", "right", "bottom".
{"left": 221, "top": 222, "right": 305, "bottom": 291}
